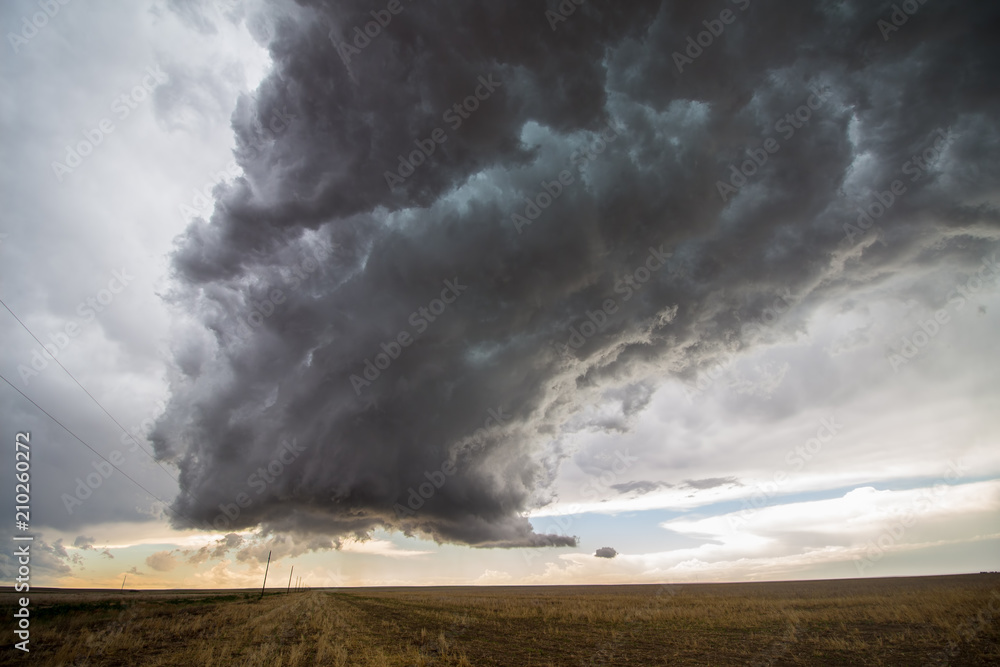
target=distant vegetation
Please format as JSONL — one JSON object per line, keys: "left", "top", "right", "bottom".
{"left": 1, "top": 574, "right": 998, "bottom": 665}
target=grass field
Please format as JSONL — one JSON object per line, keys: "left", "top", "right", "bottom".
{"left": 2, "top": 574, "right": 998, "bottom": 665}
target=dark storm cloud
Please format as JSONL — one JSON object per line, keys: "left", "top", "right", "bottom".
{"left": 611, "top": 481, "right": 672, "bottom": 496}
{"left": 73, "top": 535, "right": 95, "bottom": 549}
{"left": 683, "top": 477, "right": 741, "bottom": 491}
{"left": 153, "top": 0, "right": 1000, "bottom": 549}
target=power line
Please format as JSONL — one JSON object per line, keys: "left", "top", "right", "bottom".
{"left": 0, "top": 371, "right": 203, "bottom": 532}
{"left": 0, "top": 296, "right": 179, "bottom": 482}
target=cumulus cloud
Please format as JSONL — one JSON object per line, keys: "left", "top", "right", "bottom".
{"left": 150, "top": 0, "right": 1000, "bottom": 554}
{"left": 212, "top": 532, "right": 245, "bottom": 558}
{"left": 0, "top": 537, "right": 74, "bottom": 580}
{"left": 183, "top": 532, "right": 245, "bottom": 565}
{"left": 659, "top": 480, "right": 1000, "bottom": 578}
{"left": 146, "top": 551, "right": 179, "bottom": 572}
{"left": 73, "top": 536, "right": 96, "bottom": 550}
{"left": 595, "top": 547, "right": 618, "bottom": 559}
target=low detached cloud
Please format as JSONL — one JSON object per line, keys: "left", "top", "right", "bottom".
{"left": 152, "top": 0, "right": 1000, "bottom": 552}
{"left": 146, "top": 551, "right": 179, "bottom": 572}
{"left": 73, "top": 536, "right": 96, "bottom": 550}
{"left": 684, "top": 477, "right": 741, "bottom": 491}
{"left": 595, "top": 547, "right": 618, "bottom": 559}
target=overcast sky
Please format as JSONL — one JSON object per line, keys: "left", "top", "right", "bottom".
{"left": 1, "top": 0, "right": 998, "bottom": 589}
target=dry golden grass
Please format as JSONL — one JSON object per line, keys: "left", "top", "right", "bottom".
{"left": 2, "top": 574, "right": 998, "bottom": 665}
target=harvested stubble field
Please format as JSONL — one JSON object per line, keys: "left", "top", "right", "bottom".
{"left": 2, "top": 574, "right": 998, "bottom": 666}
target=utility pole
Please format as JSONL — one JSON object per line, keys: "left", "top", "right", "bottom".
{"left": 259, "top": 550, "right": 271, "bottom": 600}
{"left": 287, "top": 565, "right": 294, "bottom": 594}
